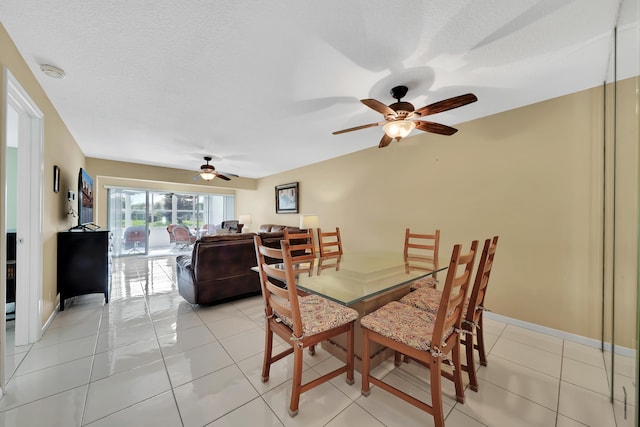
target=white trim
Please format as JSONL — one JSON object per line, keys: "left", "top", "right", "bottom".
{"left": 485, "top": 311, "right": 636, "bottom": 358}
{"left": 4, "top": 68, "right": 44, "bottom": 348}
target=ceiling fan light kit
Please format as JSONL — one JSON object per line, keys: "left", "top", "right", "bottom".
{"left": 383, "top": 119, "right": 416, "bottom": 140}
{"left": 199, "top": 170, "right": 216, "bottom": 181}
{"left": 333, "top": 85, "right": 477, "bottom": 148}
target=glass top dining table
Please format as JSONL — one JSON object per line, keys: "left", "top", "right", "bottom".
{"left": 258, "top": 251, "right": 448, "bottom": 306}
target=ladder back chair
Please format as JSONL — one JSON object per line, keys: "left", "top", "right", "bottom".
{"left": 253, "top": 236, "right": 358, "bottom": 417}
{"left": 284, "top": 228, "right": 316, "bottom": 276}
{"left": 404, "top": 228, "right": 440, "bottom": 290}
{"left": 317, "top": 227, "right": 343, "bottom": 257}
{"left": 360, "top": 240, "right": 477, "bottom": 427}
{"left": 400, "top": 236, "right": 499, "bottom": 391}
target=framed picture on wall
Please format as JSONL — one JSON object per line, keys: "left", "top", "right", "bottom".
{"left": 275, "top": 182, "right": 298, "bottom": 214}
{"left": 53, "top": 165, "right": 60, "bottom": 193}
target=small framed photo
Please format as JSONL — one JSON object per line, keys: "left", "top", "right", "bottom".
{"left": 275, "top": 182, "right": 298, "bottom": 214}
{"left": 53, "top": 165, "right": 60, "bottom": 193}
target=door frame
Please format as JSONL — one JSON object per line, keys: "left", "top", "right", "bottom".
{"left": 1, "top": 68, "right": 44, "bottom": 391}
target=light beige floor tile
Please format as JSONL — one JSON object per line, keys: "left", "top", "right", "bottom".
{"left": 90, "top": 338, "right": 162, "bottom": 381}
{"left": 0, "top": 385, "right": 87, "bottom": 427}
{"left": 263, "top": 371, "right": 352, "bottom": 427}
{"left": 477, "top": 354, "right": 560, "bottom": 410}
{"left": 481, "top": 316, "right": 507, "bottom": 335}
{"left": 613, "top": 371, "right": 636, "bottom": 407}
{"left": 556, "top": 414, "right": 590, "bottom": 426}
{"left": 4, "top": 351, "right": 27, "bottom": 381}
{"left": 99, "top": 296, "right": 150, "bottom": 331}
{"left": 208, "top": 397, "right": 284, "bottom": 427}
{"left": 219, "top": 326, "right": 268, "bottom": 362}
{"left": 490, "top": 335, "right": 562, "bottom": 377}
{"left": 49, "top": 306, "right": 102, "bottom": 330}
{"left": 562, "top": 357, "right": 609, "bottom": 396}
{"left": 84, "top": 390, "right": 183, "bottom": 427}
{"left": 83, "top": 359, "right": 171, "bottom": 424}
{"left": 156, "top": 324, "right": 216, "bottom": 357}
{"left": 356, "top": 371, "right": 454, "bottom": 427}
{"left": 613, "top": 400, "right": 636, "bottom": 427}
{"left": 173, "top": 364, "right": 259, "bottom": 427}
{"left": 563, "top": 341, "right": 606, "bottom": 368}
{"left": 16, "top": 335, "right": 96, "bottom": 375}
{"left": 444, "top": 408, "right": 488, "bottom": 427}
{"left": 204, "top": 312, "right": 261, "bottom": 339}
{"left": 235, "top": 345, "right": 310, "bottom": 393}
{"left": 457, "top": 379, "right": 556, "bottom": 426}
{"left": 152, "top": 310, "right": 205, "bottom": 336}
{"left": 558, "top": 380, "right": 617, "bottom": 427}
{"left": 604, "top": 352, "right": 636, "bottom": 378}
{"left": 193, "top": 302, "right": 243, "bottom": 324}
{"left": 164, "top": 341, "right": 234, "bottom": 387}
{"left": 0, "top": 356, "right": 93, "bottom": 411}
{"left": 33, "top": 320, "right": 100, "bottom": 349}
{"left": 95, "top": 322, "right": 157, "bottom": 353}
{"left": 501, "top": 324, "right": 564, "bottom": 355}
{"left": 325, "top": 402, "right": 385, "bottom": 427}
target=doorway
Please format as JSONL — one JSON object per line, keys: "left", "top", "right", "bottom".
{"left": 1, "top": 68, "right": 44, "bottom": 392}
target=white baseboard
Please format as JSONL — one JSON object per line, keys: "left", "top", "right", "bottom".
{"left": 41, "top": 303, "right": 58, "bottom": 336}
{"left": 484, "top": 311, "right": 636, "bottom": 359}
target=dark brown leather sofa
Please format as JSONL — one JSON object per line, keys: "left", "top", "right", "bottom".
{"left": 176, "top": 224, "right": 304, "bottom": 305}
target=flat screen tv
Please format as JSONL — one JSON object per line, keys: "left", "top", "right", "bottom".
{"left": 78, "top": 168, "right": 94, "bottom": 227}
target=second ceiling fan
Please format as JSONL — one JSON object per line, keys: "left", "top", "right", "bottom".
{"left": 194, "top": 156, "right": 238, "bottom": 181}
{"left": 332, "top": 85, "right": 477, "bottom": 148}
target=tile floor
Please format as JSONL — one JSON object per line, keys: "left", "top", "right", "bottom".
{"left": 0, "top": 256, "right": 636, "bottom": 426}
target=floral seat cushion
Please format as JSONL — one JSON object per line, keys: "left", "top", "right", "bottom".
{"left": 400, "top": 287, "right": 471, "bottom": 318}
{"left": 410, "top": 276, "right": 438, "bottom": 290}
{"left": 361, "top": 301, "right": 453, "bottom": 352}
{"left": 275, "top": 294, "right": 358, "bottom": 337}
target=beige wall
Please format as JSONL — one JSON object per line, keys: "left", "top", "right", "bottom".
{"left": 237, "top": 80, "right": 638, "bottom": 348}
{"left": 0, "top": 24, "right": 86, "bottom": 324}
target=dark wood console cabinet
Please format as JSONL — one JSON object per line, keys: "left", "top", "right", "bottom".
{"left": 57, "top": 230, "right": 111, "bottom": 311}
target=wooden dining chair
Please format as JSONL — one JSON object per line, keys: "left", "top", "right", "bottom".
{"left": 404, "top": 228, "right": 440, "bottom": 290}
{"left": 317, "top": 227, "right": 343, "bottom": 257}
{"left": 284, "top": 228, "right": 316, "bottom": 276}
{"left": 399, "top": 236, "right": 499, "bottom": 391}
{"left": 253, "top": 236, "right": 359, "bottom": 417}
{"left": 360, "top": 241, "right": 477, "bottom": 427}
{"left": 317, "top": 254, "right": 341, "bottom": 275}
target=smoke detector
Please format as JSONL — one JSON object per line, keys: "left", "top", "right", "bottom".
{"left": 40, "top": 64, "right": 66, "bottom": 79}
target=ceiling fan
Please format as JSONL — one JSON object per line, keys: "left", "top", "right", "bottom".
{"left": 332, "top": 85, "right": 478, "bottom": 148}
{"left": 193, "top": 156, "right": 238, "bottom": 181}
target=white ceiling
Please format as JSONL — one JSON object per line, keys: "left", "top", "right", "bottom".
{"left": 0, "top": 0, "right": 636, "bottom": 179}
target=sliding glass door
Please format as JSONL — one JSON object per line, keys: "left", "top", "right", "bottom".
{"left": 108, "top": 189, "right": 149, "bottom": 256}
{"left": 108, "top": 188, "right": 234, "bottom": 257}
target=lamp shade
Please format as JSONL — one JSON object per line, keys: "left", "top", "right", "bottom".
{"left": 383, "top": 120, "right": 416, "bottom": 139}
{"left": 238, "top": 214, "right": 251, "bottom": 225}
{"left": 299, "top": 214, "right": 319, "bottom": 230}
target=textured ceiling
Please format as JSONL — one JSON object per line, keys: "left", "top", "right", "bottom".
{"left": 0, "top": 0, "right": 636, "bottom": 179}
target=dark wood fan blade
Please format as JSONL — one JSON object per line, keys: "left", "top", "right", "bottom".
{"left": 361, "top": 99, "right": 396, "bottom": 116}
{"left": 214, "top": 173, "right": 231, "bottom": 181}
{"left": 218, "top": 171, "right": 239, "bottom": 177}
{"left": 414, "top": 93, "right": 477, "bottom": 117}
{"left": 378, "top": 133, "right": 393, "bottom": 148}
{"left": 332, "top": 122, "right": 382, "bottom": 135}
{"left": 414, "top": 120, "right": 458, "bottom": 135}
